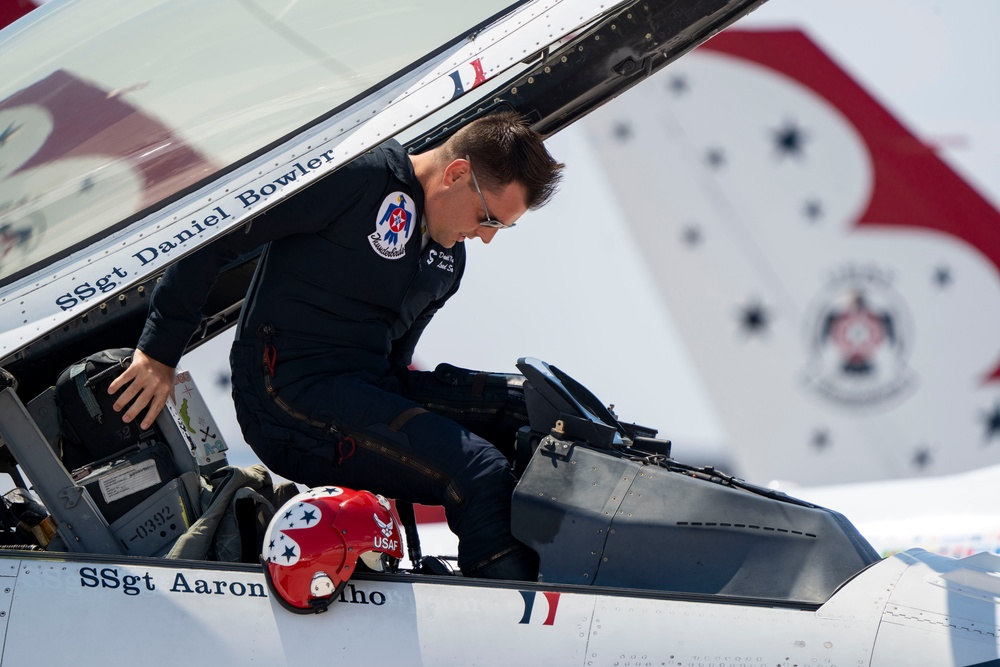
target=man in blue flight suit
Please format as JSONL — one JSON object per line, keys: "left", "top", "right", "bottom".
{"left": 110, "top": 112, "right": 564, "bottom": 580}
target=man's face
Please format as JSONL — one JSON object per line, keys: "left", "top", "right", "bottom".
{"left": 424, "top": 158, "right": 528, "bottom": 248}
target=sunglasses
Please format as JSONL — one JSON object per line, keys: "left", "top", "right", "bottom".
{"left": 467, "top": 155, "right": 515, "bottom": 229}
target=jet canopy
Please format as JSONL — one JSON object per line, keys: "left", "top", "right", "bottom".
{"left": 0, "top": 0, "right": 767, "bottom": 394}
{"left": 0, "top": 0, "right": 520, "bottom": 286}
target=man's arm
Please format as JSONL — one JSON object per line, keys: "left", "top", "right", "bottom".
{"left": 388, "top": 301, "right": 445, "bottom": 372}
{"left": 388, "top": 254, "right": 466, "bottom": 371}
{"left": 109, "top": 225, "right": 268, "bottom": 429}
{"left": 110, "top": 151, "right": 379, "bottom": 427}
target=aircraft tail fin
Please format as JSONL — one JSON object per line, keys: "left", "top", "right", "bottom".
{"left": 579, "top": 28, "right": 1000, "bottom": 485}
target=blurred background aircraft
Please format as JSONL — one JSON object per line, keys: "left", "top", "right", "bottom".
{"left": 6, "top": 0, "right": 1000, "bottom": 557}
{"left": 0, "top": 0, "right": 44, "bottom": 27}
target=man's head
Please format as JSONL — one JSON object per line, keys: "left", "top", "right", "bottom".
{"left": 412, "top": 112, "right": 563, "bottom": 248}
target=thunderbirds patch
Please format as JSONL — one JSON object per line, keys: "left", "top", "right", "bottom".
{"left": 369, "top": 192, "right": 416, "bottom": 259}
{"left": 802, "top": 265, "right": 915, "bottom": 410}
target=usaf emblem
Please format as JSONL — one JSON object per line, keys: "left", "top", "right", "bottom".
{"left": 369, "top": 192, "right": 416, "bottom": 260}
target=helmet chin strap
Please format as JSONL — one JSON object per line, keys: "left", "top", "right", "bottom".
{"left": 394, "top": 501, "right": 422, "bottom": 569}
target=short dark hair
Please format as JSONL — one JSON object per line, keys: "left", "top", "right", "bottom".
{"left": 445, "top": 111, "right": 564, "bottom": 209}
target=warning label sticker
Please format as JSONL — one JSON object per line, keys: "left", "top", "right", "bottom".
{"left": 98, "top": 459, "right": 162, "bottom": 504}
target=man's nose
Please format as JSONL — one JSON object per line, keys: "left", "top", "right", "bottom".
{"left": 477, "top": 226, "right": 500, "bottom": 244}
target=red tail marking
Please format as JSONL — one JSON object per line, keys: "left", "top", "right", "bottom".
{"left": 703, "top": 30, "right": 1000, "bottom": 381}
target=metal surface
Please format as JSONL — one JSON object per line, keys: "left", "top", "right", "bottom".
{"left": 0, "top": 388, "right": 120, "bottom": 553}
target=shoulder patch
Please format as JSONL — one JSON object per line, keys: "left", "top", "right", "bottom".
{"left": 369, "top": 192, "right": 416, "bottom": 260}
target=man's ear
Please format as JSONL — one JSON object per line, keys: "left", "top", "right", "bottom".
{"left": 442, "top": 157, "right": 470, "bottom": 186}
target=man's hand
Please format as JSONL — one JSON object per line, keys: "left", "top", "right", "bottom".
{"left": 108, "top": 348, "right": 175, "bottom": 430}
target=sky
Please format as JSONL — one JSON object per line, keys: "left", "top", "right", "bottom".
{"left": 183, "top": 0, "right": 1000, "bottom": 478}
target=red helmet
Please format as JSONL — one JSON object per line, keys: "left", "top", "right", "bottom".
{"left": 261, "top": 486, "right": 404, "bottom": 613}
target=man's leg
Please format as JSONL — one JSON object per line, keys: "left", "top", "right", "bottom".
{"left": 230, "top": 342, "right": 535, "bottom": 578}
{"left": 396, "top": 363, "right": 529, "bottom": 460}
{"left": 395, "top": 363, "right": 536, "bottom": 578}
{"left": 388, "top": 410, "right": 537, "bottom": 579}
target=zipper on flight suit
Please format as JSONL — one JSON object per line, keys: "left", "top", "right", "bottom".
{"left": 352, "top": 437, "right": 463, "bottom": 505}
{"left": 422, "top": 402, "right": 528, "bottom": 422}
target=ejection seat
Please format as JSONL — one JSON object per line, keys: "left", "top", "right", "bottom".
{"left": 0, "top": 370, "right": 202, "bottom": 557}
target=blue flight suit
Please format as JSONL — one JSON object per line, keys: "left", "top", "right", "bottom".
{"left": 140, "top": 141, "right": 532, "bottom": 576}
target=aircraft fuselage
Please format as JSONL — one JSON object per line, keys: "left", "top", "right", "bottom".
{"left": 0, "top": 549, "right": 997, "bottom": 666}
